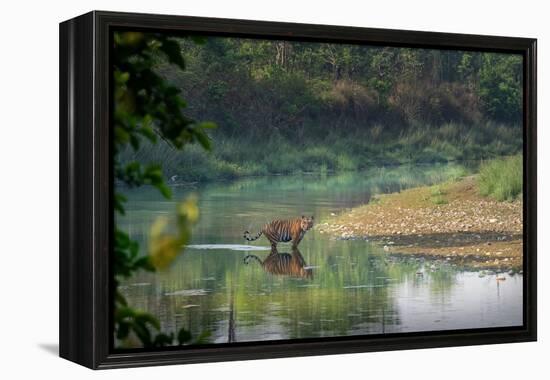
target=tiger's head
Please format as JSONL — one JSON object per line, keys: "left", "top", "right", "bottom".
{"left": 300, "top": 215, "right": 314, "bottom": 231}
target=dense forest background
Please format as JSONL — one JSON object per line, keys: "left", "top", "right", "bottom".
{"left": 119, "top": 36, "right": 523, "bottom": 182}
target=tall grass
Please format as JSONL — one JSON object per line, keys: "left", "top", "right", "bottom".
{"left": 118, "top": 122, "right": 522, "bottom": 183}
{"left": 478, "top": 154, "right": 523, "bottom": 201}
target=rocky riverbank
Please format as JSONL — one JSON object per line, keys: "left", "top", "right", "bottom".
{"left": 317, "top": 176, "right": 523, "bottom": 270}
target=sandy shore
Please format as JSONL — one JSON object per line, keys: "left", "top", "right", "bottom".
{"left": 317, "top": 176, "right": 523, "bottom": 270}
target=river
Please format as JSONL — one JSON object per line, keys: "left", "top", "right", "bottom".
{"left": 117, "top": 164, "right": 522, "bottom": 346}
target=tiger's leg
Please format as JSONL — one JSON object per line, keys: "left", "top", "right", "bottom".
{"left": 267, "top": 235, "right": 278, "bottom": 251}
{"left": 262, "top": 224, "right": 279, "bottom": 251}
{"left": 291, "top": 224, "right": 304, "bottom": 249}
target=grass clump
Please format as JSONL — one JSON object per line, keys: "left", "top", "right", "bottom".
{"left": 429, "top": 185, "right": 448, "bottom": 204}
{"left": 478, "top": 154, "right": 522, "bottom": 201}
{"left": 431, "top": 195, "right": 448, "bottom": 205}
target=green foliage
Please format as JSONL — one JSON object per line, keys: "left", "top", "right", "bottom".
{"left": 113, "top": 31, "right": 215, "bottom": 348}
{"left": 113, "top": 33, "right": 215, "bottom": 153}
{"left": 430, "top": 185, "right": 444, "bottom": 196}
{"left": 118, "top": 37, "right": 522, "bottom": 184}
{"left": 171, "top": 37, "right": 522, "bottom": 136}
{"left": 430, "top": 185, "right": 448, "bottom": 205}
{"left": 116, "top": 161, "right": 172, "bottom": 198}
{"left": 114, "top": 228, "right": 154, "bottom": 278}
{"left": 429, "top": 185, "right": 448, "bottom": 205}
{"left": 478, "top": 155, "right": 523, "bottom": 201}
{"left": 120, "top": 122, "right": 521, "bottom": 182}
{"left": 115, "top": 304, "right": 204, "bottom": 347}
{"left": 479, "top": 54, "right": 523, "bottom": 123}
{"left": 431, "top": 196, "right": 448, "bottom": 205}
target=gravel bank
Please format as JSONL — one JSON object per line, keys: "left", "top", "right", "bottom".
{"left": 317, "top": 176, "right": 523, "bottom": 270}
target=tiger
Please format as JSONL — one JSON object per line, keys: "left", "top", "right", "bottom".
{"left": 243, "top": 215, "right": 314, "bottom": 250}
{"left": 244, "top": 247, "right": 313, "bottom": 279}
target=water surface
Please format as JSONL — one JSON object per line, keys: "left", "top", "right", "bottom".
{"left": 118, "top": 165, "right": 522, "bottom": 345}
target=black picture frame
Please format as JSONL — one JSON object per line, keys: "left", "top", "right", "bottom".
{"left": 59, "top": 10, "right": 537, "bottom": 369}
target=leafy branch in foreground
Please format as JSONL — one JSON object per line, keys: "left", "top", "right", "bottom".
{"left": 113, "top": 31, "right": 215, "bottom": 348}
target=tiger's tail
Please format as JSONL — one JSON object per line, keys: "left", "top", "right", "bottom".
{"left": 243, "top": 254, "right": 262, "bottom": 265}
{"left": 243, "top": 230, "right": 262, "bottom": 241}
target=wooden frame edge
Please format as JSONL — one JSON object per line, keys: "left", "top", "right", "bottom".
{"left": 59, "top": 11, "right": 537, "bottom": 370}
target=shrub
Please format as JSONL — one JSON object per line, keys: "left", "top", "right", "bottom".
{"left": 478, "top": 155, "right": 523, "bottom": 201}
{"left": 336, "top": 154, "right": 358, "bottom": 171}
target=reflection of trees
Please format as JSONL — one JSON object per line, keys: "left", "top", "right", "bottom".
{"left": 426, "top": 267, "right": 457, "bottom": 302}
{"left": 123, "top": 238, "right": 467, "bottom": 345}
{"left": 215, "top": 163, "right": 471, "bottom": 202}
{"left": 124, "top": 243, "right": 463, "bottom": 343}
{"left": 385, "top": 256, "right": 459, "bottom": 312}
{"left": 228, "top": 284, "right": 236, "bottom": 343}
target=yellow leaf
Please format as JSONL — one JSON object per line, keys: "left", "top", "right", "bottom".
{"left": 147, "top": 195, "right": 200, "bottom": 270}
{"left": 149, "top": 235, "right": 180, "bottom": 270}
{"left": 148, "top": 217, "right": 179, "bottom": 270}
{"left": 178, "top": 194, "right": 199, "bottom": 223}
{"left": 150, "top": 217, "right": 169, "bottom": 238}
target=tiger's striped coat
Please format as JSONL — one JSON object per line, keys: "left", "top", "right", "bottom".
{"left": 243, "top": 216, "right": 314, "bottom": 250}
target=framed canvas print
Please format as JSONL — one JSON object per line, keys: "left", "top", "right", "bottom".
{"left": 59, "top": 11, "right": 537, "bottom": 369}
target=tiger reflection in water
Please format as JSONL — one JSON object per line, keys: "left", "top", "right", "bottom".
{"left": 243, "top": 247, "right": 313, "bottom": 279}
